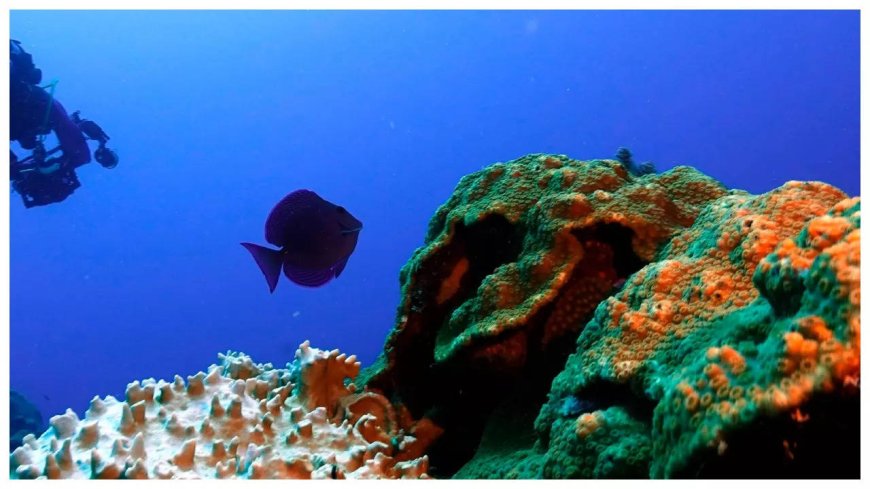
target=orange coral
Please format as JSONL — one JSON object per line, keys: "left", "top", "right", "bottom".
{"left": 577, "top": 182, "right": 848, "bottom": 379}
{"left": 436, "top": 258, "right": 469, "bottom": 305}
{"left": 542, "top": 182, "right": 858, "bottom": 478}
{"left": 541, "top": 240, "right": 619, "bottom": 347}
{"left": 575, "top": 412, "right": 603, "bottom": 439}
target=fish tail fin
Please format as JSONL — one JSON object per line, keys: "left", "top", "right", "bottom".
{"left": 241, "top": 242, "right": 283, "bottom": 293}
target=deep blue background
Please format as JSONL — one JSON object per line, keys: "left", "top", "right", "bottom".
{"left": 10, "top": 10, "right": 860, "bottom": 420}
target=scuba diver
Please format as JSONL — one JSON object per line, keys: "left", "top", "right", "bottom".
{"left": 9, "top": 39, "right": 119, "bottom": 208}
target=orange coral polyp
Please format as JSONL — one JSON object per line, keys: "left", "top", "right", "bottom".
{"left": 700, "top": 392, "right": 713, "bottom": 408}
{"left": 710, "top": 375, "right": 729, "bottom": 390}
{"left": 718, "top": 346, "right": 746, "bottom": 374}
{"left": 704, "top": 363, "right": 726, "bottom": 379}
{"left": 575, "top": 412, "right": 602, "bottom": 439}
{"left": 798, "top": 316, "right": 833, "bottom": 342}
{"left": 677, "top": 382, "right": 695, "bottom": 396}
{"left": 799, "top": 339, "right": 819, "bottom": 359}
{"left": 684, "top": 393, "right": 700, "bottom": 413}
{"left": 783, "top": 332, "right": 806, "bottom": 357}
{"left": 706, "top": 347, "right": 720, "bottom": 361}
{"left": 728, "top": 386, "right": 744, "bottom": 400}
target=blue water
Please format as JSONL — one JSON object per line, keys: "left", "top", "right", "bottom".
{"left": 10, "top": 10, "right": 860, "bottom": 422}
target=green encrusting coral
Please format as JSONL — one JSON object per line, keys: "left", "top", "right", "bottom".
{"left": 362, "top": 153, "right": 729, "bottom": 475}
{"left": 532, "top": 184, "right": 859, "bottom": 478}
{"left": 363, "top": 151, "right": 859, "bottom": 478}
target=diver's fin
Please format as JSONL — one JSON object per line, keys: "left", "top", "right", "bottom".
{"left": 241, "top": 242, "right": 283, "bottom": 293}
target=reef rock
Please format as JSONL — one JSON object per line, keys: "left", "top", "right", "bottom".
{"left": 361, "top": 153, "right": 728, "bottom": 474}
{"left": 526, "top": 183, "right": 859, "bottom": 478}
{"left": 10, "top": 341, "right": 436, "bottom": 480}
{"left": 362, "top": 150, "right": 859, "bottom": 478}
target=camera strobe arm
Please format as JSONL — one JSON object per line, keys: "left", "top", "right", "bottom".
{"left": 15, "top": 144, "right": 62, "bottom": 169}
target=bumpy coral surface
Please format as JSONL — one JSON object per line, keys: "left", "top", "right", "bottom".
{"left": 10, "top": 342, "right": 435, "bottom": 480}
{"left": 389, "top": 153, "right": 725, "bottom": 370}
{"left": 534, "top": 183, "right": 859, "bottom": 478}
{"left": 362, "top": 153, "right": 727, "bottom": 475}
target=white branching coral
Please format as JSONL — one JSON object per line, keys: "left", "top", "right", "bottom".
{"left": 294, "top": 341, "right": 360, "bottom": 418}
{"left": 10, "top": 341, "right": 435, "bottom": 479}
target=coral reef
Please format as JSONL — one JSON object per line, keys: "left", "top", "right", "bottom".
{"left": 10, "top": 342, "right": 437, "bottom": 480}
{"left": 10, "top": 390, "right": 44, "bottom": 452}
{"left": 362, "top": 151, "right": 858, "bottom": 478}
{"left": 361, "top": 153, "right": 728, "bottom": 474}
{"left": 525, "top": 183, "right": 859, "bottom": 478}
{"left": 11, "top": 150, "right": 859, "bottom": 479}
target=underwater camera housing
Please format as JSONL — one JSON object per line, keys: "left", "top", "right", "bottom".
{"left": 10, "top": 143, "right": 80, "bottom": 208}
{"left": 95, "top": 145, "right": 118, "bottom": 169}
{"left": 72, "top": 110, "right": 119, "bottom": 169}
{"left": 10, "top": 111, "right": 118, "bottom": 208}
{"left": 12, "top": 164, "right": 82, "bottom": 208}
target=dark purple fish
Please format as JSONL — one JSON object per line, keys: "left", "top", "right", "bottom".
{"left": 242, "top": 189, "right": 362, "bottom": 291}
